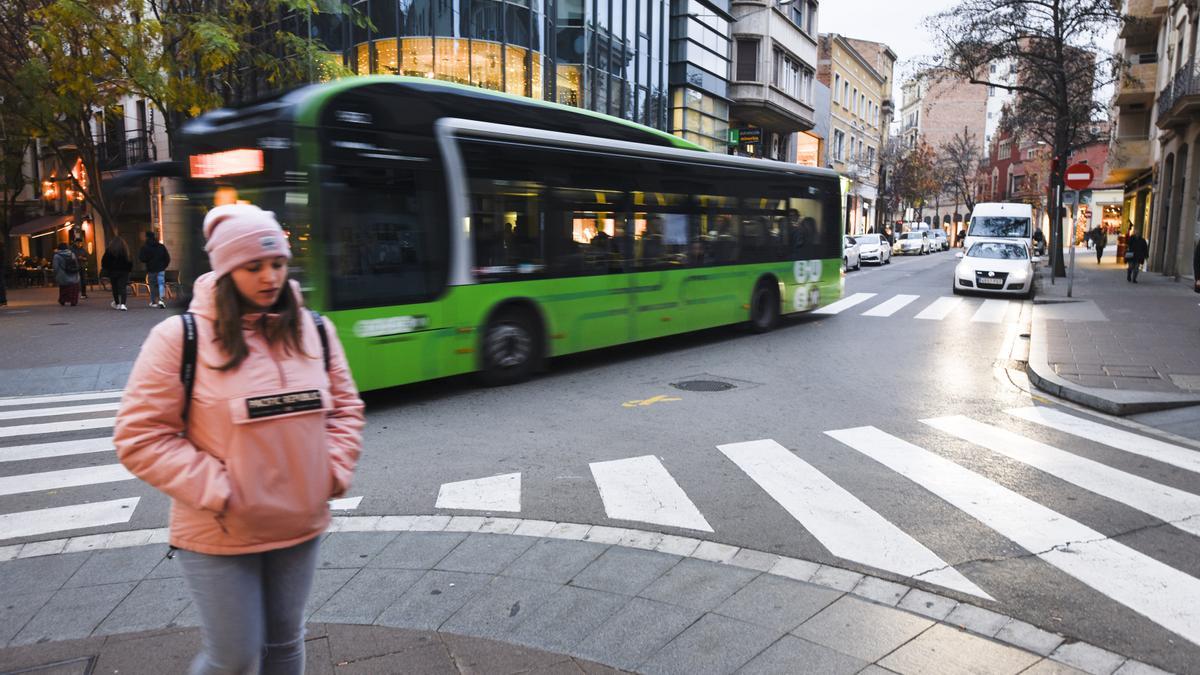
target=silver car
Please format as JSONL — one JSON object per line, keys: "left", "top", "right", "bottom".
{"left": 854, "top": 233, "right": 891, "bottom": 265}
{"left": 894, "top": 231, "right": 930, "bottom": 255}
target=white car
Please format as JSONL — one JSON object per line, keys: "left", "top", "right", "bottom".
{"left": 843, "top": 236, "right": 862, "bottom": 271}
{"left": 953, "top": 238, "right": 1035, "bottom": 298}
{"left": 853, "top": 233, "right": 891, "bottom": 265}
{"left": 930, "top": 229, "right": 950, "bottom": 251}
{"left": 894, "top": 231, "right": 930, "bottom": 255}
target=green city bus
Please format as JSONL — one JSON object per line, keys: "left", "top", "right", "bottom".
{"left": 176, "top": 76, "right": 846, "bottom": 390}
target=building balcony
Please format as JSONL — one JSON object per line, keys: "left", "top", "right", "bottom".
{"left": 1156, "top": 63, "right": 1200, "bottom": 130}
{"left": 1152, "top": 0, "right": 1169, "bottom": 15}
{"left": 1116, "top": 61, "right": 1158, "bottom": 105}
{"left": 1119, "top": 0, "right": 1159, "bottom": 38}
{"left": 1105, "top": 136, "right": 1153, "bottom": 184}
{"left": 728, "top": 82, "right": 815, "bottom": 131}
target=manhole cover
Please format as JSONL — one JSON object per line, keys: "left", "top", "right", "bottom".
{"left": 671, "top": 380, "right": 736, "bottom": 392}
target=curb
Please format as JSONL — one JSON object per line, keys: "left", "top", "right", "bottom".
{"left": 1025, "top": 321, "right": 1200, "bottom": 417}
{"left": 0, "top": 515, "right": 1176, "bottom": 675}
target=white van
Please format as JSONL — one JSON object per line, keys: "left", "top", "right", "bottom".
{"left": 964, "top": 203, "right": 1034, "bottom": 252}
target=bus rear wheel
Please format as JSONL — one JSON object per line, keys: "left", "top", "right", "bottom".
{"left": 481, "top": 309, "right": 542, "bottom": 386}
{"left": 749, "top": 281, "right": 780, "bottom": 333}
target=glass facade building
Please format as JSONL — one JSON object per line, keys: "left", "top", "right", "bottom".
{"left": 668, "top": 0, "right": 733, "bottom": 151}
{"left": 308, "top": 0, "right": 669, "bottom": 130}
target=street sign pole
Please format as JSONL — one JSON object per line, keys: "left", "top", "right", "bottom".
{"left": 1067, "top": 190, "right": 1078, "bottom": 297}
{"left": 1051, "top": 184, "right": 1060, "bottom": 285}
{"left": 1061, "top": 163, "right": 1096, "bottom": 295}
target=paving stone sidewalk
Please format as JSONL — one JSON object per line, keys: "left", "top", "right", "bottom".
{"left": 1026, "top": 250, "right": 1200, "bottom": 416}
{"left": 0, "top": 522, "right": 1169, "bottom": 675}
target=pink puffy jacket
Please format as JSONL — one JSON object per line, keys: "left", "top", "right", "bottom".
{"left": 114, "top": 272, "right": 365, "bottom": 555}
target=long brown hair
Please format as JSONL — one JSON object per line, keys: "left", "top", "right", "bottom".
{"left": 212, "top": 274, "right": 307, "bottom": 371}
{"left": 106, "top": 236, "right": 130, "bottom": 261}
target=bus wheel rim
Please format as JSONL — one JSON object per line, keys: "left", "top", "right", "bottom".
{"left": 487, "top": 323, "right": 531, "bottom": 369}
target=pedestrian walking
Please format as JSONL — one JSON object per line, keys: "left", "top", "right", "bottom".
{"left": 1124, "top": 227, "right": 1149, "bottom": 283}
{"left": 114, "top": 204, "right": 364, "bottom": 675}
{"left": 0, "top": 240, "right": 8, "bottom": 307}
{"left": 71, "top": 239, "right": 89, "bottom": 299}
{"left": 1091, "top": 226, "right": 1108, "bottom": 264}
{"left": 1194, "top": 236, "right": 1200, "bottom": 293}
{"left": 100, "top": 236, "right": 134, "bottom": 311}
{"left": 139, "top": 230, "right": 170, "bottom": 308}
{"left": 52, "top": 242, "right": 80, "bottom": 306}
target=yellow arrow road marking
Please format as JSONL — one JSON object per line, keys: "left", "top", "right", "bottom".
{"left": 622, "top": 394, "right": 682, "bottom": 408}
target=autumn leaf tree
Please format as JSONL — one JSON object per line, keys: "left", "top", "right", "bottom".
{"left": 924, "top": 0, "right": 1121, "bottom": 275}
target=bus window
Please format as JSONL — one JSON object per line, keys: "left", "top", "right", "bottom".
{"left": 470, "top": 180, "right": 545, "bottom": 279}
{"left": 324, "top": 165, "right": 447, "bottom": 309}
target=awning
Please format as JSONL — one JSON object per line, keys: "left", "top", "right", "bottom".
{"left": 8, "top": 213, "right": 72, "bottom": 237}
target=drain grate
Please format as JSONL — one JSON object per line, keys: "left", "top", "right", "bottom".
{"left": 671, "top": 380, "right": 736, "bottom": 392}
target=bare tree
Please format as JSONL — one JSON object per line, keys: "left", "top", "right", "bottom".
{"left": 939, "top": 127, "right": 981, "bottom": 216}
{"left": 924, "top": 0, "right": 1121, "bottom": 276}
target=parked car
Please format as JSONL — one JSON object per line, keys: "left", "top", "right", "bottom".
{"left": 930, "top": 229, "right": 950, "bottom": 251}
{"left": 953, "top": 238, "right": 1035, "bottom": 298}
{"left": 853, "top": 233, "right": 891, "bottom": 265}
{"left": 894, "top": 231, "right": 930, "bottom": 255}
{"left": 843, "top": 235, "right": 862, "bottom": 271}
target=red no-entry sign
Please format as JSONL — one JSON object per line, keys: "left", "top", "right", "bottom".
{"left": 1064, "top": 163, "right": 1095, "bottom": 191}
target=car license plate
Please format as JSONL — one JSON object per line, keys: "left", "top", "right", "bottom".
{"left": 979, "top": 277, "right": 1003, "bottom": 286}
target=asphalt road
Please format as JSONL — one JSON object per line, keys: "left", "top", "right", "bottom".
{"left": 4, "top": 248, "right": 1200, "bottom": 673}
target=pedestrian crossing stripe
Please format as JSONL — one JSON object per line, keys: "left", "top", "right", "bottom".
{"left": 0, "top": 417, "right": 114, "bottom": 439}
{"left": 0, "top": 498, "right": 139, "bottom": 541}
{"left": 923, "top": 415, "right": 1200, "bottom": 537}
{"left": 717, "top": 438, "right": 990, "bottom": 599}
{"left": 0, "top": 390, "right": 122, "bottom": 409}
{"left": 1006, "top": 407, "right": 1200, "bottom": 474}
{"left": 825, "top": 425, "right": 1200, "bottom": 647}
{"left": 590, "top": 455, "right": 712, "bottom": 532}
{"left": 0, "top": 464, "right": 134, "bottom": 497}
{"left": 0, "top": 437, "right": 112, "bottom": 463}
{"left": 0, "top": 401, "right": 121, "bottom": 422}
{"left": 805, "top": 291, "right": 1031, "bottom": 323}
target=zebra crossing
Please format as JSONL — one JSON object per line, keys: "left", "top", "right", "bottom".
{"left": 812, "top": 291, "right": 1033, "bottom": 323}
{"left": 5, "top": 388, "right": 1200, "bottom": 647}
{"left": 430, "top": 409, "right": 1200, "bottom": 647}
{"left": 0, "top": 390, "right": 362, "bottom": 545}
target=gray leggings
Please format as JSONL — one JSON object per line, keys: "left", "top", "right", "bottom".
{"left": 177, "top": 536, "right": 320, "bottom": 675}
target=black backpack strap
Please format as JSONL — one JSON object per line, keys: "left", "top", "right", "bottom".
{"left": 311, "top": 310, "right": 330, "bottom": 372}
{"left": 180, "top": 312, "right": 198, "bottom": 423}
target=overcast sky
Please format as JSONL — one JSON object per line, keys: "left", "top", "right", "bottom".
{"left": 818, "top": 0, "right": 956, "bottom": 100}
{"left": 819, "top": 1, "right": 1119, "bottom": 104}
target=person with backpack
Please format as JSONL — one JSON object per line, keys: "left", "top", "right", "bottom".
{"left": 1125, "top": 227, "right": 1150, "bottom": 283}
{"left": 101, "top": 236, "right": 134, "bottom": 311}
{"left": 71, "top": 239, "right": 89, "bottom": 299}
{"left": 52, "top": 242, "right": 80, "bottom": 306}
{"left": 114, "top": 204, "right": 364, "bottom": 675}
{"left": 139, "top": 230, "right": 171, "bottom": 308}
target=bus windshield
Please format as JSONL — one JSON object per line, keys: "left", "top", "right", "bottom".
{"left": 968, "top": 216, "right": 1031, "bottom": 238}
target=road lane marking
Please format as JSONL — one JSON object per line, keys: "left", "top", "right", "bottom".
{"left": 0, "top": 401, "right": 121, "bottom": 421}
{"left": 862, "top": 294, "right": 920, "bottom": 317}
{"left": 0, "top": 417, "right": 115, "bottom": 439}
{"left": 436, "top": 472, "right": 521, "bottom": 512}
{"left": 812, "top": 292, "right": 877, "bottom": 315}
{"left": 914, "top": 297, "right": 964, "bottom": 321}
{"left": 923, "top": 416, "right": 1200, "bottom": 537}
{"left": 717, "top": 438, "right": 990, "bottom": 598}
{"left": 590, "top": 455, "right": 713, "bottom": 532}
{"left": 825, "top": 425, "right": 1200, "bottom": 646}
{"left": 0, "top": 464, "right": 135, "bottom": 497}
{"left": 0, "top": 497, "right": 140, "bottom": 541}
{"left": 0, "top": 391, "right": 123, "bottom": 409}
{"left": 0, "top": 437, "right": 113, "bottom": 463}
{"left": 1006, "top": 407, "right": 1200, "bottom": 475}
{"left": 622, "top": 395, "right": 681, "bottom": 408}
{"left": 329, "top": 496, "right": 363, "bottom": 510}
{"left": 970, "top": 299, "right": 1011, "bottom": 323}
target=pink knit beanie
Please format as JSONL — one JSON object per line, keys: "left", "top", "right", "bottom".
{"left": 202, "top": 204, "right": 292, "bottom": 278}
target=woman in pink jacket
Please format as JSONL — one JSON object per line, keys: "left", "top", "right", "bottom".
{"left": 114, "top": 204, "right": 364, "bottom": 675}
